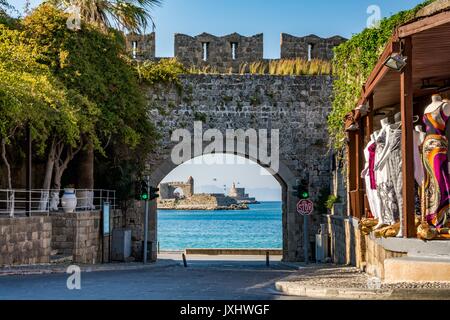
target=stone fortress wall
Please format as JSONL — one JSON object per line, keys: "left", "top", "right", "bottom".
{"left": 280, "top": 34, "right": 347, "bottom": 61}
{"left": 159, "top": 176, "right": 194, "bottom": 199}
{"left": 126, "top": 32, "right": 346, "bottom": 72}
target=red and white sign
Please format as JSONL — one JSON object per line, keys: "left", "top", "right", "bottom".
{"left": 297, "top": 199, "right": 314, "bottom": 216}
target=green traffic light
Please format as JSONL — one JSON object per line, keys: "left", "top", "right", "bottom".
{"left": 141, "top": 194, "right": 149, "bottom": 200}
{"left": 302, "top": 192, "right": 309, "bottom": 199}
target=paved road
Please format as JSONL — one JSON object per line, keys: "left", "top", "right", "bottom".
{"left": 0, "top": 255, "right": 304, "bottom": 300}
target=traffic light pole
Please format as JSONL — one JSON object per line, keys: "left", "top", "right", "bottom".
{"left": 304, "top": 214, "right": 309, "bottom": 264}
{"left": 143, "top": 176, "right": 150, "bottom": 264}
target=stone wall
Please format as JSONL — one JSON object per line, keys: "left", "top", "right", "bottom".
{"left": 125, "top": 32, "right": 156, "bottom": 60}
{"left": 0, "top": 217, "right": 51, "bottom": 266}
{"left": 324, "top": 215, "right": 364, "bottom": 267}
{"left": 147, "top": 74, "right": 333, "bottom": 200}
{"left": 51, "top": 212, "right": 102, "bottom": 264}
{"left": 145, "top": 74, "right": 334, "bottom": 262}
{"left": 280, "top": 33, "right": 346, "bottom": 60}
{"left": 363, "top": 235, "right": 406, "bottom": 279}
{"left": 174, "top": 33, "right": 263, "bottom": 73}
{"left": 119, "top": 201, "right": 157, "bottom": 262}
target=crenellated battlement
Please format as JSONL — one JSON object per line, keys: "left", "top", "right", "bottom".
{"left": 125, "top": 32, "right": 346, "bottom": 72}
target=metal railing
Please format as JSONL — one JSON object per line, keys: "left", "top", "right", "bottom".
{"left": 0, "top": 189, "right": 116, "bottom": 217}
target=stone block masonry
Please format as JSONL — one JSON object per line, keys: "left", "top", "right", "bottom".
{"left": 51, "top": 212, "right": 102, "bottom": 264}
{"left": 125, "top": 32, "right": 347, "bottom": 73}
{"left": 281, "top": 33, "right": 347, "bottom": 61}
{"left": 0, "top": 217, "right": 52, "bottom": 266}
{"left": 145, "top": 74, "right": 334, "bottom": 262}
{"left": 175, "top": 33, "right": 263, "bottom": 73}
{"left": 125, "top": 32, "right": 156, "bottom": 60}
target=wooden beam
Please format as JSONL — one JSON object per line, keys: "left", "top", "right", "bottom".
{"left": 356, "top": 41, "right": 401, "bottom": 108}
{"left": 400, "top": 37, "right": 416, "bottom": 238}
{"left": 366, "top": 95, "right": 374, "bottom": 144}
{"left": 398, "top": 11, "right": 450, "bottom": 38}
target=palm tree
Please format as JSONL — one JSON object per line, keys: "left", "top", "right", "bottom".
{"left": 47, "top": 0, "right": 162, "bottom": 33}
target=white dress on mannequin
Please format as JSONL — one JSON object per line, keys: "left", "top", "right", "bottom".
{"left": 361, "top": 136, "right": 382, "bottom": 220}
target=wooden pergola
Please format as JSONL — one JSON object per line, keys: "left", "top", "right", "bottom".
{"left": 346, "top": 6, "right": 450, "bottom": 238}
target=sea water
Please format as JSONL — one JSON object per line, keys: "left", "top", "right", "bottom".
{"left": 157, "top": 201, "right": 282, "bottom": 250}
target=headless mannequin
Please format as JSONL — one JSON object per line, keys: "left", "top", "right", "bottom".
{"left": 374, "top": 118, "right": 394, "bottom": 172}
{"left": 424, "top": 94, "right": 450, "bottom": 116}
{"left": 415, "top": 125, "right": 426, "bottom": 144}
{"left": 373, "top": 118, "right": 392, "bottom": 230}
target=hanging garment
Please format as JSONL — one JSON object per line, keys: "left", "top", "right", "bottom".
{"left": 413, "top": 130, "right": 425, "bottom": 185}
{"left": 422, "top": 106, "right": 450, "bottom": 229}
{"left": 375, "top": 129, "right": 397, "bottom": 226}
{"left": 362, "top": 141, "right": 381, "bottom": 220}
{"left": 386, "top": 127, "right": 403, "bottom": 235}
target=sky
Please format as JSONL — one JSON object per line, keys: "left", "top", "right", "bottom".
{"left": 5, "top": 0, "right": 426, "bottom": 199}
{"left": 9, "top": 0, "right": 425, "bottom": 58}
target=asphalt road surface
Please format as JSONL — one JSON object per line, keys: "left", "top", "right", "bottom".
{"left": 0, "top": 255, "right": 305, "bottom": 300}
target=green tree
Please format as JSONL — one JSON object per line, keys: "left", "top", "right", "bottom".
{"left": 21, "top": 4, "right": 157, "bottom": 196}
{"left": 0, "top": 23, "right": 99, "bottom": 197}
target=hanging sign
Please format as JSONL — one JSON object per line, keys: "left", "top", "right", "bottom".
{"left": 297, "top": 199, "right": 314, "bottom": 216}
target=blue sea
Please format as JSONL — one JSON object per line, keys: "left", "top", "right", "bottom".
{"left": 157, "top": 201, "right": 282, "bottom": 250}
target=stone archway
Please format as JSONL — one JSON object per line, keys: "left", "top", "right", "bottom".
{"left": 144, "top": 74, "right": 333, "bottom": 262}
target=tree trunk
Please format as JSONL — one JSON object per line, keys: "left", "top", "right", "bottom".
{"left": 52, "top": 143, "right": 83, "bottom": 191}
{"left": 39, "top": 139, "right": 57, "bottom": 211}
{"left": 1, "top": 138, "right": 14, "bottom": 217}
{"left": 1, "top": 138, "right": 12, "bottom": 190}
{"left": 42, "top": 139, "right": 56, "bottom": 190}
{"left": 77, "top": 137, "right": 94, "bottom": 189}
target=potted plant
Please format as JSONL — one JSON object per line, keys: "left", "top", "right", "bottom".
{"left": 61, "top": 184, "right": 77, "bottom": 213}
{"left": 325, "top": 195, "right": 341, "bottom": 215}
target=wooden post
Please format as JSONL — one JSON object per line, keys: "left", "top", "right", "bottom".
{"left": 400, "top": 37, "right": 416, "bottom": 238}
{"left": 366, "top": 95, "right": 374, "bottom": 144}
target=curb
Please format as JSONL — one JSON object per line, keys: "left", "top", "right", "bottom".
{"left": 275, "top": 281, "right": 450, "bottom": 300}
{"left": 275, "top": 281, "right": 393, "bottom": 300}
{"left": 0, "top": 260, "right": 181, "bottom": 277}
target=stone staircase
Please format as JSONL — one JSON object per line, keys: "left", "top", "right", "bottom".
{"left": 50, "top": 250, "right": 73, "bottom": 264}
{"left": 384, "top": 256, "right": 450, "bottom": 282}
{"left": 383, "top": 240, "right": 450, "bottom": 282}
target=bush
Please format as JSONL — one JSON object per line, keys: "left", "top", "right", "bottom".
{"left": 137, "top": 58, "right": 187, "bottom": 86}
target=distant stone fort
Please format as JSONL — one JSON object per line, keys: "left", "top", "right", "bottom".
{"left": 158, "top": 177, "right": 255, "bottom": 210}
{"left": 125, "top": 32, "right": 346, "bottom": 72}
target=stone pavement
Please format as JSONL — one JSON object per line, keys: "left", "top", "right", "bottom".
{"left": 276, "top": 263, "right": 450, "bottom": 300}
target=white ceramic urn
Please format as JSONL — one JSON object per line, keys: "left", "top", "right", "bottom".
{"left": 61, "top": 188, "right": 77, "bottom": 213}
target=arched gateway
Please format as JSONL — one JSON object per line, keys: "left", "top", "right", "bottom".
{"left": 144, "top": 74, "right": 333, "bottom": 262}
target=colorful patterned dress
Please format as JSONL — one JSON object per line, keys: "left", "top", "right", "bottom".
{"left": 422, "top": 105, "right": 450, "bottom": 229}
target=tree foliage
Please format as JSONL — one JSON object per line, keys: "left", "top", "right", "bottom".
{"left": 0, "top": 4, "right": 163, "bottom": 199}
{"left": 328, "top": 0, "right": 436, "bottom": 151}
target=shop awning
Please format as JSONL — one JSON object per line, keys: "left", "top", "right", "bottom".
{"left": 346, "top": 2, "right": 450, "bottom": 127}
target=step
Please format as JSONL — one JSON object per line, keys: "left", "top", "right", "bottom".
{"left": 50, "top": 255, "right": 73, "bottom": 264}
{"left": 384, "top": 256, "right": 450, "bottom": 282}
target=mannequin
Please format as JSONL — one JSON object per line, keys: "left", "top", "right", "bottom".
{"left": 424, "top": 94, "right": 450, "bottom": 116}
{"left": 361, "top": 133, "right": 381, "bottom": 222}
{"left": 414, "top": 125, "right": 425, "bottom": 185}
{"left": 420, "top": 94, "right": 450, "bottom": 237}
{"left": 373, "top": 118, "right": 393, "bottom": 230}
